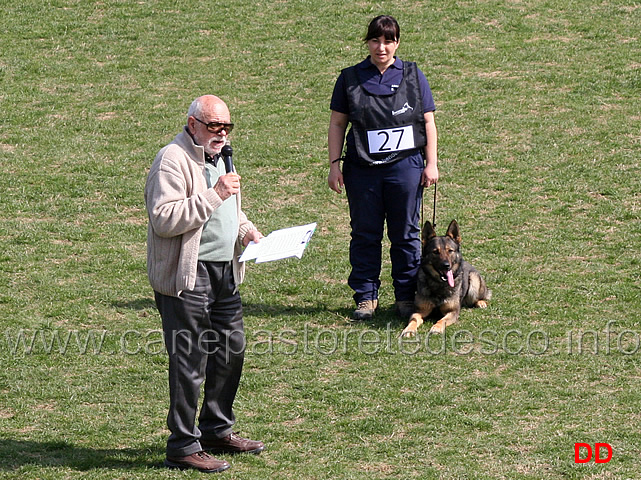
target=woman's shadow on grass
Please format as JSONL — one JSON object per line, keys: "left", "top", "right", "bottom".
{"left": 0, "top": 439, "right": 164, "bottom": 471}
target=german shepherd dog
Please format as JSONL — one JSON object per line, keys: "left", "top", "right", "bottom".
{"left": 401, "top": 220, "right": 491, "bottom": 337}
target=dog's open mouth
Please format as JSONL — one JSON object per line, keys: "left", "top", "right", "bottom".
{"left": 440, "top": 270, "right": 455, "bottom": 288}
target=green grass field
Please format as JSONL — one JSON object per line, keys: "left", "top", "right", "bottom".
{"left": 1, "top": 0, "right": 640, "bottom": 478}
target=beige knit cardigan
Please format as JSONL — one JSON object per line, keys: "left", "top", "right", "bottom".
{"left": 145, "top": 128, "right": 255, "bottom": 297}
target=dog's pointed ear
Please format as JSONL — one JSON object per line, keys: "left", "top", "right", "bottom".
{"left": 446, "top": 220, "right": 461, "bottom": 244}
{"left": 422, "top": 221, "right": 437, "bottom": 246}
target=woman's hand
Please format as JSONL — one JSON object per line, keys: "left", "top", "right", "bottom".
{"left": 421, "top": 163, "right": 439, "bottom": 187}
{"left": 328, "top": 163, "right": 344, "bottom": 193}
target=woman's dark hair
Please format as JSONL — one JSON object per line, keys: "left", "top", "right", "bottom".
{"left": 363, "top": 15, "right": 400, "bottom": 43}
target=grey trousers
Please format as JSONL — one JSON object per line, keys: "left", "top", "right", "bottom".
{"left": 155, "top": 261, "right": 245, "bottom": 457}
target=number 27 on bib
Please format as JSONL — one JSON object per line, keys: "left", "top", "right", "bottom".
{"left": 366, "top": 125, "right": 415, "bottom": 155}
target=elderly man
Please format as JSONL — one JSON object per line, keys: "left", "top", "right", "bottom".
{"left": 145, "top": 95, "right": 264, "bottom": 473}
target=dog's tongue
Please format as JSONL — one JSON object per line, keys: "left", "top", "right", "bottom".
{"left": 446, "top": 270, "right": 455, "bottom": 288}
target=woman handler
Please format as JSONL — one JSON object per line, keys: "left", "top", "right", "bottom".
{"left": 327, "top": 15, "right": 439, "bottom": 321}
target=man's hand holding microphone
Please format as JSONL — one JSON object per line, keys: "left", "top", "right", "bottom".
{"left": 213, "top": 144, "right": 263, "bottom": 246}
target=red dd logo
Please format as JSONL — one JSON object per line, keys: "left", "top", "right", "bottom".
{"left": 574, "top": 443, "right": 613, "bottom": 464}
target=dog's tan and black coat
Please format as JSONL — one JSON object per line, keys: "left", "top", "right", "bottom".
{"left": 402, "top": 220, "right": 491, "bottom": 337}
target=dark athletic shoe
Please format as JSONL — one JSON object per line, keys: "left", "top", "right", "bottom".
{"left": 164, "top": 451, "right": 230, "bottom": 473}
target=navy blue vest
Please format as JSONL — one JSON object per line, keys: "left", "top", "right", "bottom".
{"left": 343, "top": 61, "right": 427, "bottom": 166}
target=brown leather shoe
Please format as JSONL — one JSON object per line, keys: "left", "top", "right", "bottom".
{"left": 201, "top": 432, "right": 265, "bottom": 455}
{"left": 353, "top": 299, "right": 378, "bottom": 321}
{"left": 164, "top": 451, "right": 230, "bottom": 473}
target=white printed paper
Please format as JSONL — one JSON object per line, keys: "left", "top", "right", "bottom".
{"left": 239, "top": 223, "right": 316, "bottom": 263}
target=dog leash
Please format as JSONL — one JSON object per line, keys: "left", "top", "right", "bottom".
{"left": 420, "top": 182, "right": 437, "bottom": 238}
{"left": 431, "top": 182, "right": 437, "bottom": 230}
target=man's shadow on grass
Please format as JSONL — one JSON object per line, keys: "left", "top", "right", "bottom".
{"left": 112, "top": 298, "right": 409, "bottom": 331}
{"left": 112, "top": 297, "right": 157, "bottom": 311}
{"left": 114, "top": 297, "right": 342, "bottom": 318}
{"left": 0, "top": 439, "right": 164, "bottom": 471}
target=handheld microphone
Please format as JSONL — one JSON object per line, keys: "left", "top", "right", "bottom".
{"left": 221, "top": 145, "right": 234, "bottom": 173}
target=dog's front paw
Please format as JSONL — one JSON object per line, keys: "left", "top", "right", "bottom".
{"left": 429, "top": 323, "right": 445, "bottom": 335}
{"left": 476, "top": 300, "right": 488, "bottom": 309}
{"left": 400, "top": 327, "right": 417, "bottom": 338}
{"left": 401, "top": 315, "right": 423, "bottom": 338}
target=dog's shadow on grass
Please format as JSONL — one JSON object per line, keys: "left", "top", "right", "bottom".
{"left": 0, "top": 439, "right": 164, "bottom": 471}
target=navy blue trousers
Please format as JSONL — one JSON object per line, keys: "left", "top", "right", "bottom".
{"left": 343, "top": 154, "right": 424, "bottom": 304}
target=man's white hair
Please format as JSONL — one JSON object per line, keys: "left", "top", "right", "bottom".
{"left": 187, "top": 98, "right": 204, "bottom": 121}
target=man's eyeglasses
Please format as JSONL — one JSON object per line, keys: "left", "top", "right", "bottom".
{"left": 193, "top": 117, "right": 234, "bottom": 134}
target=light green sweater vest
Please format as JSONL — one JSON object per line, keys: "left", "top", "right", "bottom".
{"left": 199, "top": 159, "right": 238, "bottom": 261}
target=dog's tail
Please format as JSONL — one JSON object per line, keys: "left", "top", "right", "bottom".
{"left": 484, "top": 287, "right": 493, "bottom": 302}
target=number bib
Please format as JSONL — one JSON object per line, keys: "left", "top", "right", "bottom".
{"left": 366, "top": 125, "right": 416, "bottom": 155}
